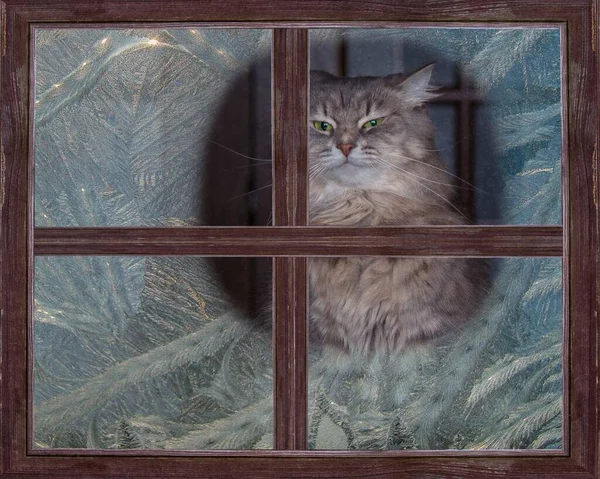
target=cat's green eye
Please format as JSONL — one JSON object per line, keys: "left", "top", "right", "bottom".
{"left": 313, "top": 120, "right": 333, "bottom": 132}
{"left": 362, "top": 117, "right": 384, "bottom": 130}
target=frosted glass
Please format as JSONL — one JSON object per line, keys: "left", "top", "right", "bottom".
{"left": 33, "top": 256, "right": 273, "bottom": 450}
{"left": 308, "top": 257, "right": 563, "bottom": 450}
{"left": 34, "top": 28, "right": 272, "bottom": 227}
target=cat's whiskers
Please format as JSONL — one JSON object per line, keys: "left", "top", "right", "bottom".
{"left": 229, "top": 182, "right": 272, "bottom": 201}
{"left": 418, "top": 133, "right": 474, "bottom": 153}
{"left": 375, "top": 157, "right": 475, "bottom": 192}
{"left": 208, "top": 139, "right": 273, "bottom": 163}
{"left": 336, "top": 157, "right": 445, "bottom": 208}
{"left": 386, "top": 151, "right": 499, "bottom": 198}
{"left": 384, "top": 151, "right": 480, "bottom": 191}
{"left": 374, "top": 157, "right": 469, "bottom": 220}
{"left": 309, "top": 162, "right": 327, "bottom": 180}
{"left": 221, "top": 163, "right": 272, "bottom": 172}
{"left": 385, "top": 190, "right": 449, "bottom": 208}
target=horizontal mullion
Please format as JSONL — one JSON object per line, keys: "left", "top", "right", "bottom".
{"left": 34, "top": 226, "right": 563, "bottom": 256}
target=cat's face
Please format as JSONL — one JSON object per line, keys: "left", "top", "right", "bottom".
{"left": 309, "top": 66, "right": 438, "bottom": 191}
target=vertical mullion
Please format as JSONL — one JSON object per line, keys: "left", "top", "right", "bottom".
{"left": 273, "top": 28, "right": 308, "bottom": 227}
{"left": 272, "top": 29, "right": 309, "bottom": 450}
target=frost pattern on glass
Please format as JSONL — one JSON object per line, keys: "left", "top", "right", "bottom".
{"left": 34, "top": 256, "right": 273, "bottom": 450}
{"left": 34, "top": 29, "right": 272, "bottom": 227}
{"left": 308, "top": 257, "right": 563, "bottom": 450}
{"left": 33, "top": 27, "right": 563, "bottom": 451}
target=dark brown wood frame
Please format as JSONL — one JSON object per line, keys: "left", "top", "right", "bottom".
{"left": 1, "top": 0, "right": 598, "bottom": 477}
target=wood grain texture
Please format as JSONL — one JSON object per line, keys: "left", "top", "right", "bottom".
{"left": 34, "top": 226, "right": 564, "bottom": 256}
{"left": 273, "top": 28, "right": 308, "bottom": 227}
{"left": 1, "top": 1, "right": 30, "bottom": 476}
{"left": 0, "top": 0, "right": 592, "bottom": 23}
{"left": 0, "top": 453, "right": 595, "bottom": 478}
{"left": 0, "top": 2, "right": 4, "bottom": 476}
{"left": 273, "top": 257, "right": 308, "bottom": 450}
{"left": 595, "top": 3, "right": 600, "bottom": 476}
{"left": 0, "top": 0, "right": 596, "bottom": 477}
{"left": 563, "top": 4, "right": 598, "bottom": 474}
{"left": 272, "top": 29, "right": 309, "bottom": 450}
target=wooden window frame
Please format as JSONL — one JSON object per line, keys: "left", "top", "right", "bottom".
{"left": 1, "top": 0, "right": 597, "bottom": 477}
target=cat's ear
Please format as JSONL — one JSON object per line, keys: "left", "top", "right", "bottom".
{"left": 389, "top": 64, "right": 440, "bottom": 106}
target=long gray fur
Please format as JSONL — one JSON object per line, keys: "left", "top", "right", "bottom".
{"left": 308, "top": 66, "right": 485, "bottom": 355}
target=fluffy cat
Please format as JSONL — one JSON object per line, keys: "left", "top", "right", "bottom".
{"left": 308, "top": 65, "right": 484, "bottom": 355}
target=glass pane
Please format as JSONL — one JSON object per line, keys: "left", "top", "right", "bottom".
{"left": 33, "top": 256, "right": 273, "bottom": 450}
{"left": 34, "top": 28, "right": 272, "bottom": 227}
{"left": 309, "top": 28, "right": 562, "bottom": 225}
{"left": 308, "top": 257, "right": 563, "bottom": 450}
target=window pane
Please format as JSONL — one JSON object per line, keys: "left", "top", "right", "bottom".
{"left": 33, "top": 256, "right": 273, "bottom": 450}
{"left": 34, "top": 28, "right": 272, "bottom": 227}
{"left": 309, "top": 28, "right": 562, "bottom": 225}
{"left": 308, "top": 257, "right": 563, "bottom": 450}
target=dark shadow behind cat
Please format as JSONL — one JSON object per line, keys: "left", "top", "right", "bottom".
{"left": 200, "top": 56, "right": 272, "bottom": 320}
{"left": 201, "top": 58, "right": 487, "bottom": 356}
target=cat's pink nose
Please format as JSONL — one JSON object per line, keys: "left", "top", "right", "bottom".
{"left": 337, "top": 143, "right": 355, "bottom": 157}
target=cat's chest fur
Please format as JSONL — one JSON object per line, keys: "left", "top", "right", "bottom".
{"left": 307, "top": 185, "right": 478, "bottom": 355}
{"left": 308, "top": 255, "right": 480, "bottom": 355}
{"left": 309, "top": 183, "right": 451, "bottom": 227}
{"left": 309, "top": 183, "right": 418, "bottom": 226}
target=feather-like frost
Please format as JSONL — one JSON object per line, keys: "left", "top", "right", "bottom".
{"left": 34, "top": 26, "right": 563, "bottom": 451}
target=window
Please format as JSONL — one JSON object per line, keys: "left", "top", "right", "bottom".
{"left": 1, "top": 0, "right": 597, "bottom": 477}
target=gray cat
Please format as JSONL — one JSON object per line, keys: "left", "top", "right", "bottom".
{"left": 308, "top": 66, "right": 485, "bottom": 355}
